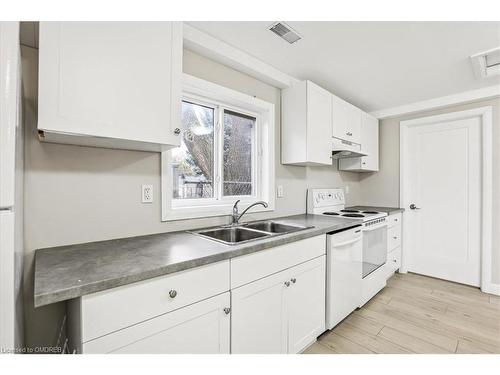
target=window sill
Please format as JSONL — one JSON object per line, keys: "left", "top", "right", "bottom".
{"left": 162, "top": 201, "right": 275, "bottom": 222}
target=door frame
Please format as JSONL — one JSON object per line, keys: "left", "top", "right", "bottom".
{"left": 399, "top": 106, "right": 494, "bottom": 294}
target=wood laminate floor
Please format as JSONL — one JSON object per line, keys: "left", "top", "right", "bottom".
{"left": 304, "top": 272, "right": 500, "bottom": 354}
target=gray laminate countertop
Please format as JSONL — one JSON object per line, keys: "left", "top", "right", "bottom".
{"left": 347, "top": 206, "right": 405, "bottom": 214}
{"left": 34, "top": 214, "right": 360, "bottom": 307}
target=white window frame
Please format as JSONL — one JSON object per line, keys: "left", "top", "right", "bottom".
{"left": 161, "top": 74, "right": 275, "bottom": 221}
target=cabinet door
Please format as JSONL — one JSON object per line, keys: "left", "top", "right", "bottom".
{"left": 231, "top": 270, "right": 288, "bottom": 354}
{"left": 306, "top": 81, "right": 332, "bottom": 165}
{"left": 346, "top": 103, "right": 362, "bottom": 144}
{"left": 38, "top": 22, "right": 182, "bottom": 149}
{"left": 287, "top": 256, "right": 326, "bottom": 353}
{"left": 359, "top": 113, "right": 379, "bottom": 171}
{"left": 331, "top": 94, "right": 348, "bottom": 140}
{"left": 83, "top": 293, "right": 230, "bottom": 354}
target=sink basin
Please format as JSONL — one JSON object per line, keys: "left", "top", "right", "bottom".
{"left": 194, "top": 227, "right": 270, "bottom": 245}
{"left": 243, "top": 221, "right": 308, "bottom": 234}
{"left": 191, "top": 220, "right": 314, "bottom": 245}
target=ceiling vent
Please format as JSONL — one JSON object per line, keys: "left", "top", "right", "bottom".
{"left": 470, "top": 47, "right": 500, "bottom": 79}
{"left": 269, "top": 22, "right": 301, "bottom": 44}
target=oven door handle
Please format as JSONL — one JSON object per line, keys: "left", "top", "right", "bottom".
{"left": 363, "top": 224, "right": 387, "bottom": 232}
{"left": 332, "top": 236, "right": 362, "bottom": 248}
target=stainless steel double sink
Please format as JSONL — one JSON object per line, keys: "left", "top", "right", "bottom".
{"left": 189, "top": 221, "right": 314, "bottom": 245}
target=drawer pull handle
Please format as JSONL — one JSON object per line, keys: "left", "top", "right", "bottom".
{"left": 291, "top": 278, "right": 297, "bottom": 284}
{"left": 169, "top": 290, "right": 177, "bottom": 298}
{"left": 223, "top": 307, "right": 231, "bottom": 315}
{"left": 284, "top": 281, "right": 291, "bottom": 287}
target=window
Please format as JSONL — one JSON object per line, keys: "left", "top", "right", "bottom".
{"left": 162, "top": 74, "right": 275, "bottom": 221}
{"left": 172, "top": 101, "right": 215, "bottom": 200}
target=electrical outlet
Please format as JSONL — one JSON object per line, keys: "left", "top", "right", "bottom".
{"left": 277, "top": 185, "right": 284, "bottom": 198}
{"left": 142, "top": 185, "right": 153, "bottom": 203}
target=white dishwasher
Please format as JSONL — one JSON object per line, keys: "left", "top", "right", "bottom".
{"left": 326, "top": 224, "right": 363, "bottom": 330}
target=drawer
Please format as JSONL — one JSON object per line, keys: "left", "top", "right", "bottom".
{"left": 231, "top": 235, "right": 326, "bottom": 289}
{"left": 80, "top": 260, "right": 230, "bottom": 342}
{"left": 387, "top": 225, "right": 401, "bottom": 252}
{"left": 387, "top": 212, "right": 402, "bottom": 228}
{"left": 387, "top": 247, "right": 401, "bottom": 271}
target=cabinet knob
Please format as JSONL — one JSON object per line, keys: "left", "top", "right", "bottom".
{"left": 393, "top": 236, "right": 398, "bottom": 240}
{"left": 173, "top": 128, "right": 181, "bottom": 135}
{"left": 291, "top": 278, "right": 297, "bottom": 284}
{"left": 394, "top": 218, "right": 398, "bottom": 221}
{"left": 169, "top": 289, "right": 177, "bottom": 298}
{"left": 346, "top": 132, "right": 353, "bottom": 136}
{"left": 284, "top": 281, "right": 291, "bottom": 287}
{"left": 223, "top": 307, "right": 231, "bottom": 315}
{"left": 393, "top": 259, "right": 397, "bottom": 263}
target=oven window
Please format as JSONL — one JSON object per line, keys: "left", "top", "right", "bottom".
{"left": 362, "top": 225, "right": 388, "bottom": 278}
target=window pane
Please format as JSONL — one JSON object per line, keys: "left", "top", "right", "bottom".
{"left": 223, "top": 110, "right": 255, "bottom": 196}
{"left": 172, "top": 101, "right": 214, "bottom": 199}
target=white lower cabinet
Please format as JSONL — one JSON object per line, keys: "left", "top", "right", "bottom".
{"left": 68, "top": 236, "right": 328, "bottom": 354}
{"left": 83, "top": 292, "right": 230, "bottom": 354}
{"left": 231, "top": 267, "right": 288, "bottom": 354}
{"left": 231, "top": 256, "right": 326, "bottom": 354}
{"left": 286, "top": 257, "right": 326, "bottom": 353}
{"left": 385, "top": 212, "right": 403, "bottom": 279}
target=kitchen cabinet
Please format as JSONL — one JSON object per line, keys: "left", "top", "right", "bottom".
{"left": 286, "top": 256, "right": 326, "bottom": 353}
{"left": 231, "top": 256, "right": 326, "bottom": 354}
{"left": 68, "top": 260, "right": 230, "bottom": 353}
{"left": 385, "top": 212, "right": 403, "bottom": 278}
{"left": 82, "top": 293, "right": 230, "bottom": 354}
{"left": 38, "top": 22, "right": 182, "bottom": 152}
{"left": 332, "top": 94, "right": 362, "bottom": 144}
{"left": 339, "top": 112, "right": 379, "bottom": 172}
{"left": 68, "top": 236, "right": 327, "bottom": 354}
{"left": 281, "top": 80, "right": 333, "bottom": 166}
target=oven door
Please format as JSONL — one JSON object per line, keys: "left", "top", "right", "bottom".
{"left": 362, "top": 222, "right": 388, "bottom": 278}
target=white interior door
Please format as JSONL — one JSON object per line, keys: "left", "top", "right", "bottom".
{"left": 403, "top": 115, "right": 481, "bottom": 286}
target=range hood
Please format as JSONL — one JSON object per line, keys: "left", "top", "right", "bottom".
{"left": 331, "top": 138, "right": 368, "bottom": 159}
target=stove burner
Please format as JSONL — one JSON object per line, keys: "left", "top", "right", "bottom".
{"left": 342, "top": 213, "right": 365, "bottom": 218}
{"left": 362, "top": 211, "right": 380, "bottom": 214}
{"left": 340, "top": 209, "right": 360, "bottom": 213}
{"left": 323, "top": 212, "right": 340, "bottom": 216}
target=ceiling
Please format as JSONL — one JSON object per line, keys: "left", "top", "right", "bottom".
{"left": 187, "top": 22, "right": 500, "bottom": 112}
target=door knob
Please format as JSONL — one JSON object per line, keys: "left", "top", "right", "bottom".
{"left": 284, "top": 281, "right": 291, "bottom": 287}
{"left": 169, "top": 290, "right": 177, "bottom": 298}
{"left": 409, "top": 204, "right": 421, "bottom": 210}
{"left": 173, "top": 128, "right": 181, "bottom": 135}
{"left": 291, "top": 278, "right": 297, "bottom": 284}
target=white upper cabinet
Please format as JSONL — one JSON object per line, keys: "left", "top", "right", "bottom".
{"left": 38, "top": 22, "right": 182, "bottom": 152}
{"left": 281, "top": 80, "right": 332, "bottom": 166}
{"left": 332, "top": 94, "right": 361, "bottom": 144}
{"left": 282, "top": 80, "right": 378, "bottom": 168}
{"left": 339, "top": 112, "right": 379, "bottom": 172}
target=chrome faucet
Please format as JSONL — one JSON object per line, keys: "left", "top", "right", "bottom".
{"left": 231, "top": 200, "right": 268, "bottom": 225}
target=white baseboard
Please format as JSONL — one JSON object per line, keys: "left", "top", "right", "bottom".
{"left": 481, "top": 282, "right": 500, "bottom": 296}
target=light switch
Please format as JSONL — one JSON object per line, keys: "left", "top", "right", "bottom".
{"left": 277, "top": 185, "right": 284, "bottom": 198}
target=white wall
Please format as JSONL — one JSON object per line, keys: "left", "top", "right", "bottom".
{"left": 359, "top": 97, "right": 500, "bottom": 285}
{"left": 21, "top": 47, "right": 361, "bottom": 348}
